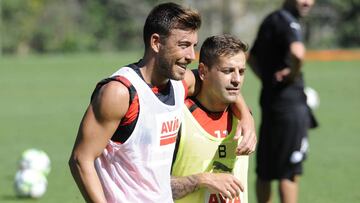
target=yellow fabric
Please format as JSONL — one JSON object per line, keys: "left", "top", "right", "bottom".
{"left": 172, "top": 106, "right": 249, "bottom": 203}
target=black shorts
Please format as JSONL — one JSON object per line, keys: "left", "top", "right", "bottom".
{"left": 256, "top": 105, "right": 310, "bottom": 181}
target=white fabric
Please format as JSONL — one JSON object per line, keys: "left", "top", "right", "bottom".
{"left": 95, "top": 67, "right": 184, "bottom": 203}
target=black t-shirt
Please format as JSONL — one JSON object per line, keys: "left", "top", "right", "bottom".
{"left": 250, "top": 9, "right": 307, "bottom": 109}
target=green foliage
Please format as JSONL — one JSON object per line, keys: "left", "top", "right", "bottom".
{"left": 2, "top": 0, "right": 46, "bottom": 53}
{"left": 0, "top": 0, "right": 359, "bottom": 54}
{"left": 307, "top": 0, "right": 360, "bottom": 48}
{"left": 334, "top": 0, "right": 360, "bottom": 47}
{"left": 1, "top": 0, "right": 160, "bottom": 54}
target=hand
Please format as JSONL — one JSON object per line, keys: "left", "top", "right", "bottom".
{"left": 198, "top": 173, "right": 244, "bottom": 200}
{"left": 274, "top": 68, "right": 291, "bottom": 82}
{"left": 234, "top": 115, "right": 257, "bottom": 155}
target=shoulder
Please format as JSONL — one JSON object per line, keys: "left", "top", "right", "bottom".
{"left": 263, "top": 10, "right": 297, "bottom": 30}
{"left": 257, "top": 10, "right": 285, "bottom": 37}
{"left": 277, "top": 10, "right": 301, "bottom": 32}
{"left": 278, "top": 9, "right": 297, "bottom": 23}
{"left": 184, "top": 97, "right": 196, "bottom": 109}
{"left": 271, "top": 10, "right": 303, "bottom": 43}
{"left": 183, "top": 69, "right": 200, "bottom": 97}
{"left": 183, "top": 69, "right": 195, "bottom": 86}
{"left": 262, "top": 10, "right": 282, "bottom": 25}
{"left": 92, "top": 81, "right": 130, "bottom": 122}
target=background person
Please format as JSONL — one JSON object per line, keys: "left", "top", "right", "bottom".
{"left": 248, "top": 0, "right": 318, "bottom": 203}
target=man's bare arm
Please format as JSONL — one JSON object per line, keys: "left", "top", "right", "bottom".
{"left": 171, "top": 173, "right": 244, "bottom": 200}
{"left": 230, "top": 94, "right": 257, "bottom": 155}
{"left": 184, "top": 68, "right": 198, "bottom": 97}
{"left": 69, "top": 81, "right": 129, "bottom": 202}
{"left": 274, "top": 41, "right": 305, "bottom": 83}
{"left": 287, "top": 41, "right": 305, "bottom": 81}
{"left": 171, "top": 175, "right": 199, "bottom": 199}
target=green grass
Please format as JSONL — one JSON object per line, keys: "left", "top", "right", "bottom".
{"left": 243, "top": 60, "right": 360, "bottom": 203}
{"left": 0, "top": 53, "right": 359, "bottom": 202}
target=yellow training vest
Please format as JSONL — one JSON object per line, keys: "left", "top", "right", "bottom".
{"left": 172, "top": 106, "right": 249, "bottom": 203}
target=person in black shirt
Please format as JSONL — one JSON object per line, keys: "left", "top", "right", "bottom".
{"left": 248, "top": 0, "right": 317, "bottom": 202}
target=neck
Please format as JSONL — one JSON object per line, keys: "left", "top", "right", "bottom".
{"left": 139, "top": 53, "right": 169, "bottom": 86}
{"left": 283, "top": 4, "right": 300, "bottom": 19}
{"left": 195, "top": 91, "right": 229, "bottom": 113}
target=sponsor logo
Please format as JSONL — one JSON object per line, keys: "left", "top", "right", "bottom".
{"left": 290, "top": 22, "right": 301, "bottom": 30}
{"left": 160, "top": 116, "right": 180, "bottom": 146}
{"left": 207, "top": 193, "right": 241, "bottom": 203}
{"left": 213, "top": 161, "right": 232, "bottom": 172}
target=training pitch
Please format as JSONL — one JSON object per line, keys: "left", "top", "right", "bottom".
{"left": 0, "top": 52, "right": 359, "bottom": 203}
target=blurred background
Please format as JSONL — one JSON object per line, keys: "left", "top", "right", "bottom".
{"left": 1, "top": 0, "right": 359, "bottom": 55}
{"left": 0, "top": 0, "right": 359, "bottom": 203}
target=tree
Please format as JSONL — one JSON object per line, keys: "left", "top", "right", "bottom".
{"left": 307, "top": 0, "right": 360, "bottom": 48}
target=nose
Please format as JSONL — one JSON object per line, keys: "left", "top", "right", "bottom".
{"left": 185, "top": 46, "right": 196, "bottom": 61}
{"left": 304, "top": 0, "right": 314, "bottom": 7}
{"left": 231, "top": 71, "right": 241, "bottom": 85}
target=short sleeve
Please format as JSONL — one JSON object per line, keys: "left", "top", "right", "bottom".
{"left": 279, "top": 10, "right": 303, "bottom": 45}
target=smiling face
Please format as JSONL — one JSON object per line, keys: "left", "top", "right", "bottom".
{"left": 199, "top": 52, "right": 246, "bottom": 110}
{"left": 156, "top": 29, "right": 198, "bottom": 81}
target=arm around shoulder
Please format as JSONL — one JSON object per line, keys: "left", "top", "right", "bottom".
{"left": 231, "top": 94, "right": 257, "bottom": 155}
{"left": 184, "top": 68, "right": 201, "bottom": 97}
{"left": 68, "top": 81, "right": 130, "bottom": 202}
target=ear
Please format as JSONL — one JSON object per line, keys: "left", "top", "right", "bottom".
{"left": 198, "top": 62, "right": 208, "bottom": 80}
{"left": 150, "top": 33, "right": 161, "bottom": 53}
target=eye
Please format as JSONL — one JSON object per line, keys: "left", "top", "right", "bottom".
{"left": 239, "top": 69, "right": 246, "bottom": 75}
{"left": 178, "top": 42, "right": 191, "bottom": 49}
{"left": 221, "top": 69, "right": 232, "bottom": 74}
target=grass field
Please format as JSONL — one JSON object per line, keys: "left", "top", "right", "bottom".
{"left": 0, "top": 52, "right": 359, "bottom": 203}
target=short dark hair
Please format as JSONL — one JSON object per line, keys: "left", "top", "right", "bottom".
{"left": 199, "top": 34, "right": 248, "bottom": 68}
{"left": 143, "top": 2, "right": 201, "bottom": 49}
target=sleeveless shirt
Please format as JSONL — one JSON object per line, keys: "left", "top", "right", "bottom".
{"left": 95, "top": 67, "right": 185, "bottom": 202}
{"left": 172, "top": 106, "right": 249, "bottom": 203}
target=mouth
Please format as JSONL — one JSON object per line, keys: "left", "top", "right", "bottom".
{"left": 226, "top": 87, "right": 240, "bottom": 94}
{"left": 299, "top": 5, "right": 312, "bottom": 15}
{"left": 176, "top": 62, "right": 188, "bottom": 70}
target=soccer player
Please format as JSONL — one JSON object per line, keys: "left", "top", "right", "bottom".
{"left": 68, "top": 3, "right": 255, "bottom": 203}
{"left": 248, "top": 0, "right": 318, "bottom": 202}
{"left": 171, "top": 34, "right": 251, "bottom": 203}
